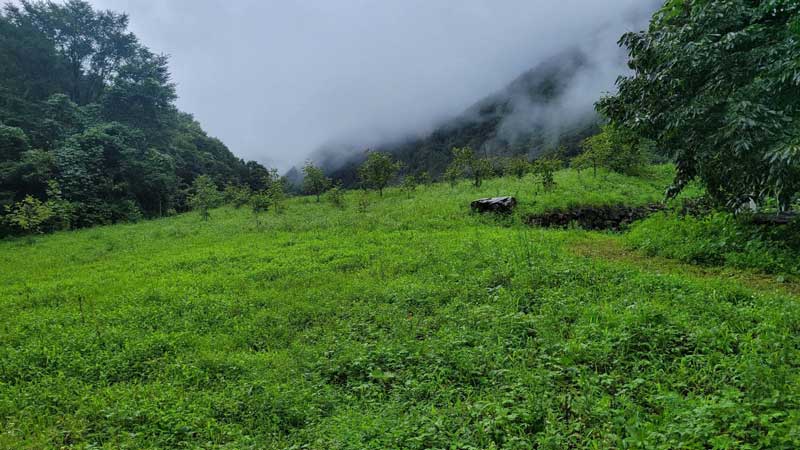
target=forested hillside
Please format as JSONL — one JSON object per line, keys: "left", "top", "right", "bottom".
{"left": 0, "top": 0, "right": 268, "bottom": 235}
{"left": 320, "top": 50, "right": 600, "bottom": 186}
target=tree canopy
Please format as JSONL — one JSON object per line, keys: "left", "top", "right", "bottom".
{"left": 302, "top": 160, "right": 331, "bottom": 202}
{"left": 575, "top": 123, "right": 648, "bottom": 176}
{"left": 448, "top": 146, "right": 493, "bottom": 188}
{"left": 358, "top": 151, "right": 402, "bottom": 196}
{"left": 599, "top": 0, "right": 800, "bottom": 211}
{"left": 0, "top": 0, "right": 268, "bottom": 235}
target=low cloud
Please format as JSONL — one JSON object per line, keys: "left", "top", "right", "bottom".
{"left": 494, "top": 15, "right": 653, "bottom": 153}
{"left": 84, "top": 0, "right": 661, "bottom": 169}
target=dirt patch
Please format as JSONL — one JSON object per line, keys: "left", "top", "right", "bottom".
{"left": 525, "top": 204, "right": 665, "bottom": 231}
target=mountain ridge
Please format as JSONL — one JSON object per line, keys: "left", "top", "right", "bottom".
{"left": 312, "top": 48, "right": 602, "bottom": 186}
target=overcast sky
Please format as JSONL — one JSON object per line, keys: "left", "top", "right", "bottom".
{"left": 85, "top": 0, "right": 659, "bottom": 170}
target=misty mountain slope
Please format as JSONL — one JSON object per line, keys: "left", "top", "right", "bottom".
{"left": 321, "top": 49, "right": 602, "bottom": 186}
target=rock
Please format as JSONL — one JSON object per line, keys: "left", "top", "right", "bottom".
{"left": 524, "top": 204, "right": 665, "bottom": 231}
{"left": 750, "top": 212, "right": 798, "bottom": 226}
{"left": 471, "top": 197, "right": 517, "bottom": 214}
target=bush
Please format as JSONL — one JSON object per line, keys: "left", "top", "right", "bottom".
{"left": 532, "top": 157, "right": 561, "bottom": 192}
{"left": 42, "top": 180, "right": 74, "bottom": 231}
{"left": 418, "top": 172, "right": 433, "bottom": 187}
{"left": 112, "top": 199, "right": 144, "bottom": 223}
{"left": 505, "top": 157, "right": 531, "bottom": 179}
{"left": 448, "top": 146, "right": 493, "bottom": 188}
{"left": 444, "top": 166, "right": 460, "bottom": 189}
{"left": 302, "top": 161, "right": 332, "bottom": 202}
{"left": 266, "top": 177, "right": 286, "bottom": 215}
{"left": 627, "top": 212, "right": 800, "bottom": 278}
{"left": 3, "top": 196, "right": 53, "bottom": 235}
{"left": 400, "top": 175, "right": 417, "bottom": 198}
{"left": 249, "top": 170, "right": 287, "bottom": 225}
{"left": 357, "top": 191, "right": 370, "bottom": 213}
{"left": 224, "top": 184, "right": 252, "bottom": 209}
{"left": 358, "top": 151, "right": 402, "bottom": 196}
{"left": 327, "top": 184, "right": 346, "bottom": 209}
{"left": 188, "top": 175, "right": 222, "bottom": 221}
{"left": 1, "top": 180, "right": 75, "bottom": 236}
{"left": 576, "top": 123, "right": 649, "bottom": 176}
{"left": 249, "top": 190, "right": 271, "bottom": 227}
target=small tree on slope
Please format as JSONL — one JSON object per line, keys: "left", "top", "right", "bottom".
{"left": 302, "top": 160, "right": 331, "bottom": 202}
{"left": 189, "top": 175, "right": 221, "bottom": 221}
{"left": 358, "top": 151, "right": 402, "bottom": 196}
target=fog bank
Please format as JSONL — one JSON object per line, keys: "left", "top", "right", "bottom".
{"left": 85, "top": 0, "right": 661, "bottom": 169}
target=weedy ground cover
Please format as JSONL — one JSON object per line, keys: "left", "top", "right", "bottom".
{"left": 628, "top": 212, "right": 800, "bottom": 281}
{"left": 1, "top": 166, "right": 797, "bottom": 449}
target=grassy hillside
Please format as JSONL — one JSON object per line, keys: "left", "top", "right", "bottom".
{"left": 1, "top": 166, "right": 798, "bottom": 449}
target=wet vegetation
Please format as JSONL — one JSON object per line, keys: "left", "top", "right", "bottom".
{"left": 2, "top": 167, "right": 799, "bottom": 449}
{"left": 3, "top": 1, "right": 800, "bottom": 448}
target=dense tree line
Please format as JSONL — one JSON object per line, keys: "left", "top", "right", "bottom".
{"left": 0, "top": 0, "right": 268, "bottom": 236}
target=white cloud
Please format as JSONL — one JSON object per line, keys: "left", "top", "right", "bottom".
{"left": 84, "top": 0, "right": 660, "bottom": 169}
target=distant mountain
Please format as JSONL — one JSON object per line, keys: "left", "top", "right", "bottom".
{"left": 315, "top": 48, "right": 602, "bottom": 186}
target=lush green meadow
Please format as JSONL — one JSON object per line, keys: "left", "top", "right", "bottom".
{"left": 1, "top": 167, "right": 798, "bottom": 449}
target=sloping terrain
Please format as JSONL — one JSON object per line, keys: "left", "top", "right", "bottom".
{"left": 1, "top": 167, "right": 798, "bottom": 449}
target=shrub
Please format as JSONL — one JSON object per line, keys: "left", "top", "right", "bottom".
{"left": 2, "top": 180, "right": 75, "bottom": 235}
{"left": 188, "top": 175, "right": 222, "bottom": 221}
{"left": 302, "top": 161, "right": 331, "bottom": 202}
{"left": 112, "top": 199, "right": 144, "bottom": 223}
{"left": 506, "top": 157, "right": 531, "bottom": 179}
{"left": 267, "top": 176, "right": 286, "bottom": 214}
{"left": 418, "top": 172, "right": 433, "bottom": 187}
{"left": 627, "top": 212, "right": 800, "bottom": 277}
{"left": 357, "top": 191, "right": 371, "bottom": 213}
{"left": 43, "top": 180, "right": 74, "bottom": 232}
{"left": 358, "top": 151, "right": 402, "bottom": 196}
{"left": 448, "top": 146, "right": 493, "bottom": 188}
{"left": 327, "top": 183, "right": 346, "bottom": 209}
{"left": 223, "top": 183, "right": 252, "bottom": 209}
{"left": 3, "top": 196, "right": 53, "bottom": 235}
{"left": 576, "top": 123, "right": 649, "bottom": 176}
{"left": 532, "top": 157, "right": 561, "bottom": 192}
{"left": 249, "top": 190, "right": 271, "bottom": 227}
{"left": 401, "top": 175, "right": 418, "bottom": 198}
{"left": 444, "top": 166, "right": 461, "bottom": 189}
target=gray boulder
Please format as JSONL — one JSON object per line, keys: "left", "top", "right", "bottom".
{"left": 471, "top": 196, "right": 517, "bottom": 214}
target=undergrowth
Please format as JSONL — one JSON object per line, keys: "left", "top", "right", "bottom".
{"left": 0, "top": 166, "right": 798, "bottom": 449}
{"left": 627, "top": 212, "right": 800, "bottom": 280}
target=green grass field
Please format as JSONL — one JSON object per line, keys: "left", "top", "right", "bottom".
{"left": 1, "top": 166, "right": 798, "bottom": 449}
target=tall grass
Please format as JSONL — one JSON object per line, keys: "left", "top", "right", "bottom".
{"left": 627, "top": 212, "right": 800, "bottom": 279}
{"left": 0, "top": 166, "right": 797, "bottom": 449}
